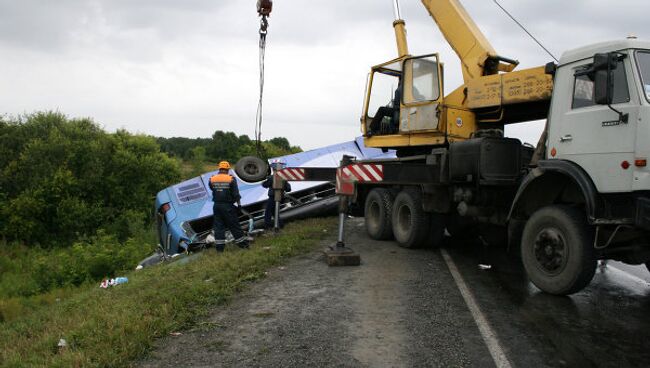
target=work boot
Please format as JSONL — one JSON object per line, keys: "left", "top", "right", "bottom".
{"left": 216, "top": 246, "right": 225, "bottom": 253}
{"left": 238, "top": 241, "right": 250, "bottom": 249}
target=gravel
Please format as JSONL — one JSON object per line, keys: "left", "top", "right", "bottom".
{"left": 139, "top": 218, "right": 494, "bottom": 368}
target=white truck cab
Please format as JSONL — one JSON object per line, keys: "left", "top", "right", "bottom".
{"left": 506, "top": 40, "right": 650, "bottom": 294}
{"left": 548, "top": 39, "right": 650, "bottom": 193}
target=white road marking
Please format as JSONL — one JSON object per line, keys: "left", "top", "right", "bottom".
{"left": 440, "top": 249, "right": 513, "bottom": 368}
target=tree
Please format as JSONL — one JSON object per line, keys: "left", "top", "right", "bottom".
{"left": 189, "top": 146, "right": 207, "bottom": 177}
{"left": 0, "top": 112, "right": 181, "bottom": 246}
{"left": 269, "top": 137, "right": 291, "bottom": 151}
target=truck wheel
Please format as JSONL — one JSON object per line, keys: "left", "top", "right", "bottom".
{"left": 392, "top": 188, "right": 430, "bottom": 248}
{"left": 364, "top": 188, "right": 394, "bottom": 240}
{"left": 235, "top": 156, "right": 269, "bottom": 183}
{"left": 521, "top": 205, "right": 596, "bottom": 295}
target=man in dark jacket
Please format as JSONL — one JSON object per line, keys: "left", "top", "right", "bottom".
{"left": 262, "top": 161, "right": 291, "bottom": 229}
{"left": 209, "top": 161, "right": 249, "bottom": 252}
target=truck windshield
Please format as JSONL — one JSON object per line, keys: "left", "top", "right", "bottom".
{"left": 637, "top": 51, "right": 650, "bottom": 102}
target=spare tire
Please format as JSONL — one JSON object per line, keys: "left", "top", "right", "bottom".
{"left": 235, "top": 156, "right": 269, "bottom": 182}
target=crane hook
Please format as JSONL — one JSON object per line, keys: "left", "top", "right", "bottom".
{"left": 257, "top": 0, "right": 272, "bottom": 17}
{"left": 257, "top": 0, "right": 272, "bottom": 35}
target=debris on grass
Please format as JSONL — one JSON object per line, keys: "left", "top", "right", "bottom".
{"left": 99, "top": 277, "right": 129, "bottom": 288}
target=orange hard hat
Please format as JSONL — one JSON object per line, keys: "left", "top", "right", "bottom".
{"left": 218, "top": 161, "right": 231, "bottom": 170}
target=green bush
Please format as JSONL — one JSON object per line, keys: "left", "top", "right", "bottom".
{"left": 0, "top": 226, "right": 157, "bottom": 300}
{"left": 0, "top": 112, "right": 181, "bottom": 247}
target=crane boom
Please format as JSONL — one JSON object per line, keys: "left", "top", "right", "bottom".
{"left": 420, "top": 0, "right": 516, "bottom": 81}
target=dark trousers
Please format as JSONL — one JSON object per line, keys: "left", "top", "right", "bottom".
{"left": 264, "top": 197, "right": 282, "bottom": 229}
{"left": 213, "top": 202, "right": 246, "bottom": 251}
{"left": 369, "top": 106, "right": 398, "bottom": 135}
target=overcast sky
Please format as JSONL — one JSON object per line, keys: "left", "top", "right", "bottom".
{"left": 0, "top": 0, "right": 647, "bottom": 149}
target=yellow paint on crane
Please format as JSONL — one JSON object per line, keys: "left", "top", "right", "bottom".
{"left": 467, "top": 66, "right": 553, "bottom": 109}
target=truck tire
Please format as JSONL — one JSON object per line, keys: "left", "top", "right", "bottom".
{"left": 235, "top": 156, "right": 269, "bottom": 183}
{"left": 392, "top": 188, "right": 430, "bottom": 248}
{"left": 521, "top": 205, "right": 596, "bottom": 295}
{"left": 364, "top": 188, "right": 394, "bottom": 240}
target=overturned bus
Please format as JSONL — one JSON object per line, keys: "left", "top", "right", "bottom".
{"left": 148, "top": 137, "right": 393, "bottom": 262}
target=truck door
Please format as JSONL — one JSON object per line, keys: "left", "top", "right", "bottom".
{"left": 549, "top": 55, "right": 638, "bottom": 192}
{"left": 400, "top": 54, "right": 444, "bottom": 133}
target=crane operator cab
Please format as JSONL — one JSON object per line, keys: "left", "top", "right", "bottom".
{"left": 362, "top": 54, "right": 445, "bottom": 147}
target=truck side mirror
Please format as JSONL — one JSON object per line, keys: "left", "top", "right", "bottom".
{"left": 592, "top": 53, "right": 617, "bottom": 72}
{"left": 594, "top": 69, "right": 612, "bottom": 105}
{"left": 592, "top": 53, "right": 617, "bottom": 105}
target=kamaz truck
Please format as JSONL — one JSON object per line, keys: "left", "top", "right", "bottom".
{"left": 255, "top": 0, "right": 650, "bottom": 295}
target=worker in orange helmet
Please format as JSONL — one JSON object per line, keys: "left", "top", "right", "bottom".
{"left": 209, "top": 161, "right": 249, "bottom": 252}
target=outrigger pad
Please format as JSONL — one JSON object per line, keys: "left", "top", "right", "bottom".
{"left": 324, "top": 245, "right": 361, "bottom": 266}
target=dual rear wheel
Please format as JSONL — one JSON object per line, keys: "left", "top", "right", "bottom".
{"left": 364, "top": 187, "right": 445, "bottom": 248}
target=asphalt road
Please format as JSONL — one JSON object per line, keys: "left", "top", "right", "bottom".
{"left": 140, "top": 218, "right": 650, "bottom": 367}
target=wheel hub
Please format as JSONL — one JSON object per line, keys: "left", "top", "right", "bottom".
{"left": 533, "top": 228, "right": 567, "bottom": 275}
{"left": 244, "top": 163, "right": 259, "bottom": 175}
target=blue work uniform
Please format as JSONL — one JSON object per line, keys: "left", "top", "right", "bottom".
{"left": 209, "top": 171, "right": 248, "bottom": 251}
{"left": 262, "top": 175, "right": 291, "bottom": 229}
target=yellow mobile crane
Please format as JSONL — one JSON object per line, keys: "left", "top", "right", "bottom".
{"left": 341, "top": 0, "right": 650, "bottom": 295}
{"left": 362, "top": 0, "right": 552, "bottom": 152}
{"left": 251, "top": 0, "right": 650, "bottom": 295}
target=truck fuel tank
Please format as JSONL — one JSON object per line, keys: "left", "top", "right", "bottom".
{"left": 449, "top": 137, "right": 526, "bottom": 185}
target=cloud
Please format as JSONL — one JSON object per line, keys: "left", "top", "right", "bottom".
{"left": 0, "top": 0, "right": 93, "bottom": 52}
{"left": 0, "top": 0, "right": 647, "bottom": 149}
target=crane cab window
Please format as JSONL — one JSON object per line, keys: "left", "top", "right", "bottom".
{"left": 364, "top": 61, "right": 402, "bottom": 136}
{"left": 403, "top": 55, "right": 440, "bottom": 104}
{"left": 366, "top": 72, "right": 400, "bottom": 119}
{"left": 572, "top": 59, "right": 630, "bottom": 109}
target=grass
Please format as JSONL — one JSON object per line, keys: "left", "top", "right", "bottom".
{"left": 0, "top": 217, "right": 336, "bottom": 368}
{"left": 0, "top": 228, "right": 157, "bottom": 323}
